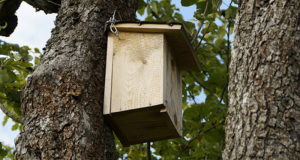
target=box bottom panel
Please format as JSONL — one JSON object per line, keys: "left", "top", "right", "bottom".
{"left": 104, "top": 104, "right": 181, "bottom": 147}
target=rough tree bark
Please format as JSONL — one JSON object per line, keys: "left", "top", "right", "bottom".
{"left": 223, "top": 0, "right": 300, "bottom": 159}
{"left": 14, "top": 0, "right": 138, "bottom": 159}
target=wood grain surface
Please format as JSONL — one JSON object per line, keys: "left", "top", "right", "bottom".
{"left": 110, "top": 32, "right": 164, "bottom": 113}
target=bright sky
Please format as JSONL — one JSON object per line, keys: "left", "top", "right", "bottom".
{"left": 0, "top": 0, "right": 233, "bottom": 148}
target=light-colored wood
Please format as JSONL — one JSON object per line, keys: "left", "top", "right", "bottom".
{"left": 103, "top": 32, "right": 114, "bottom": 115}
{"left": 164, "top": 36, "right": 182, "bottom": 136}
{"left": 112, "top": 23, "right": 201, "bottom": 72}
{"left": 110, "top": 32, "right": 164, "bottom": 113}
{"left": 112, "top": 23, "right": 182, "bottom": 33}
{"left": 103, "top": 24, "right": 196, "bottom": 146}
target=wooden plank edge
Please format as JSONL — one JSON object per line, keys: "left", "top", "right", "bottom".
{"left": 103, "top": 33, "right": 114, "bottom": 115}
{"left": 110, "top": 103, "right": 165, "bottom": 114}
{"left": 179, "top": 27, "right": 202, "bottom": 72}
{"left": 114, "top": 23, "right": 182, "bottom": 33}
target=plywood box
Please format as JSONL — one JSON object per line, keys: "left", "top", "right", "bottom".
{"left": 104, "top": 22, "right": 201, "bottom": 147}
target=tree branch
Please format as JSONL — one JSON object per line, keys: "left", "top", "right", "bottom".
{"left": 189, "top": 71, "right": 214, "bottom": 95}
{"left": 175, "top": 124, "right": 222, "bottom": 160}
{"left": 191, "top": 0, "right": 210, "bottom": 44}
{"left": 151, "top": 10, "right": 159, "bottom": 19}
{"left": 194, "top": 22, "right": 212, "bottom": 51}
{"left": 182, "top": 80, "right": 198, "bottom": 104}
{"left": 23, "top": 0, "right": 60, "bottom": 14}
{"left": 219, "top": 80, "right": 228, "bottom": 103}
{"left": 0, "top": 101, "right": 24, "bottom": 124}
{"left": 217, "top": 140, "right": 225, "bottom": 160}
{"left": 188, "top": 90, "right": 198, "bottom": 104}
{"left": 194, "top": 0, "right": 222, "bottom": 51}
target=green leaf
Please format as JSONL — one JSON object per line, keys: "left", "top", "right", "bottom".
{"left": 151, "top": 1, "right": 158, "bottom": 14}
{"left": 225, "top": 6, "right": 238, "bottom": 19}
{"left": 138, "top": 0, "right": 146, "bottom": 10}
{"left": 12, "top": 101, "right": 22, "bottom": 115}
{"left": 0, "top": 142, "right": 7, "bottom": 159}
{"left": 7, "top": 70, "right": 17, "bottom": 83}
{"left": 137, "top": 6, "right": 146, "bottom": 16}
{"left": 0, "top": 143, "right": 14, "bottom": 160}
{"left": 145, "top": 16, "right": 155, "bottom": 21}
{"left": 34, "top": 57, "right": 40, "bottom": 66}
{"left": 0, "top": 70, "right": 9, "bottom": 84}
{"left": 196, "top": 1, "right": 213, "bottom": 15}
{"left": 34, "top": 48, "right": 41, "bottom": 53}
{"left": 216, "top": 26, "right": 226, "bottom": 38}
{"left": 2, "top": 116, "right": 8, "bottom": 126}
{"left": 14, "top": 54, "right": 22, "bottom": 61}
{"left": 137, "top": 0, "right": 146, "bottom": 16}
{"left": 201, "top": 22, "right": 218, "bottom": 35}
{"left": 20, "top": 46, "right": 30, "bottom": 51}
{"left": 19, "top": 124, "right": 23, "bottom": 132}
{"left": 174, "top": 138, "right": 188, "bottom": 145}
{"left": 181, "top": 0, "right": 197, "bottom": 6}
{"left": 211, "top": 0, "right": 221, "bottom": 10}
{"left": 147, "top": 3, "right": 152, "bottom": 15}
{"left": 11, "top": 122, "right": 19, "bottom": 131}
{"left": 230, "top": 21, "right": 235, "bottom": 34}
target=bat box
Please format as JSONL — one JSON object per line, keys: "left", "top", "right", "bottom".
{"left": 104, "top": 22, "right": 201, "bottom": 147}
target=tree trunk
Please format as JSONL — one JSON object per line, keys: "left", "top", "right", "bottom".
{"left": 14, "top": 0, "right": 138, "bottom": 159}
{"left": 223, "top": 0, "right": 300, "bottom": 159}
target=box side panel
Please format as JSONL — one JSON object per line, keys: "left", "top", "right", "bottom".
{"left": 111, "top": 32, "right": 164, "bottom": 113}
{"left": 165, "top": 36, "right": 183, "bottom": 136}
{"left": 103, "top": 33, "right": 114, "bottom": 115}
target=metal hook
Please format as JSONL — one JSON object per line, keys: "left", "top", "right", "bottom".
{"left": 105, "top": 10, "right": 120, "bottom": 40}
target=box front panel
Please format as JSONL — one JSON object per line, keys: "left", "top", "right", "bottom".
{"left": 111, "top": 32, "right": 164, "bottom": 113}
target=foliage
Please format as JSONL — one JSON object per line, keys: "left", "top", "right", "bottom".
{"left": 0, "top": 0, "right": 238, "bottom": 159}
{"left": 0, "top": 40, "right": 40, "bottom": 160}
{"left": 0, "top": 40, "right": 40, "bottom": 131}
{"left": 116, "top": 0, "right": 238, "bottom": 159}
{"left": 0, "top": 142, "right": 14, "bottom": 160}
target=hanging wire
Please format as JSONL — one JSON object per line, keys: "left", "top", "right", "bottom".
{"left": 106, "top": 10, "right": 121, "bottom": 40}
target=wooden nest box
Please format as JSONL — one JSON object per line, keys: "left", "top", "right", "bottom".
{"left": 104, "top": 22, "right": 201, "bottom": 147}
